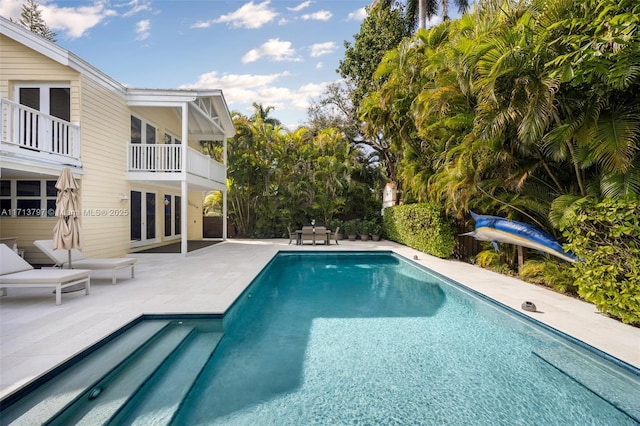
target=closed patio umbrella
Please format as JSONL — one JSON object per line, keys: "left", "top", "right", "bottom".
{"left": 52, "top": 167, "right": 81, "bottom": 268}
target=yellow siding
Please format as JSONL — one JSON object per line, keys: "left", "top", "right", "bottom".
{"left": 0, "top": 218, "right": 58, "bottom": 264}
{"left": 187, "top": 190, "right": 203, "bottom": 239}
{"left": 77, "top": 75, "right": 131, "bottom": 258}
{"left": 0, "top": 34, "right": 78, "bottom": 99}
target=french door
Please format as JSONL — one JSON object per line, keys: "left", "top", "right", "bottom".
{"left": 130, "top": 190, "right": 157, "bottom": 246}
{"left": 163, "top": 193, "right": 181, "bottom": 239}
{"left": 16, "top": 85, "right": 71, "bottom": 152}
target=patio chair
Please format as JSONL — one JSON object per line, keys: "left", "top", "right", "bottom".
{"left": 287, "top": 227, "right": 297, "bottom": 245}
{"left": 0, "top": 244, "right": 90, "bottom": 305}
{"left": 300, "top": 226, "right": 329, "bottom": 245}
{"left": 34, "top": 240, "right": 136, "bottom": 285}
{"left": 331, "top": 226, "right": 340, "bottom": 245}
{"left": 300, "top": 226, "right": 316, "bottom": 245}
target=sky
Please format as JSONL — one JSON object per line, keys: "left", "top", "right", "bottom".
{"left": 0, "top": 0, "right": 399, "bottom": 128}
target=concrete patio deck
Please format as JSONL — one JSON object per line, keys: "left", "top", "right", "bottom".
{"left": 1, "top": 238, "right": 639, "bottom": 399}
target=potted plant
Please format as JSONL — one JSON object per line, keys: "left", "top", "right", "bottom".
{"left": 343, "top": 219, "right": 358, "bottom": 241}
{"left": 370, "top": 220, "right": 383, "bottom": 241}
{"left": 359, "top": 219, "right": 371, "bottom": 242}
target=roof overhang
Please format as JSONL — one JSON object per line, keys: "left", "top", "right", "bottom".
{"left": 126, "top": 89, "right": 235, "bottom": 140}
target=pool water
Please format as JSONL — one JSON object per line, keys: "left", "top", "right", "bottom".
{"left": 1, "top": 251, "right": 638, "bottom": 425}
{"left": 176, "top": 252, "right": 639, "bottom": 425}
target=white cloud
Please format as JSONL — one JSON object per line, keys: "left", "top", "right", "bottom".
{"left": 190, "top": 20, "right": 211, "bottom": 29}
{"left": 0, "top": 0, "right": 22, "bottom": 19}
{"left": 242, "top": 38, "right": 301, "bottom": 63}
{"left": 288, "top": 1, "right": 312, "bottom": 12}
{"left": 301, "top": 10, "right": 331, "bottom": 21}
{"left": 135, "top": 19, "right": 150, "bottom": 40}
{"left": 179, "top": 70, "right": 330, "bottom": 123}
{"left": 210, "top": 0, "right": 278, "bottom": 29}
{"left": 47, "top": 4, "right": 118, "bottom": 39}
{"left": 309, "top": 41, "right": 336, "bottom": 57}
{"left": 347, "top": 7, "right": 367, "bottom": 22}
{"left": 0, "top": 0, "right": 118, "bottom": 39}
{"left": 290, "top": 82, "right": 327, "bottom": 109}
{"left": 315, "top": 62, "right": 323, "bottom": 69}
{"left": 179, "top": 71, "right": 291, "bottom": 105}
{"left": 120, "top": 0, "right": 152, "bottom": 18}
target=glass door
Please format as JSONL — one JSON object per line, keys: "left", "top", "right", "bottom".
{"left": 17, "top": 86, "right": 70, "bottom": 151}
{"left": 130, "top": 190, "right": 157, "bottom": 246}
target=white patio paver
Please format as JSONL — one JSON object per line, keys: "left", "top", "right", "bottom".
{"left": 1, "top": 239, "right": 638, "bottom": 399}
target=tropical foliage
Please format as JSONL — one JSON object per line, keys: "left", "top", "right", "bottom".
{"left": 559, "top": 196, "right": 640, "bottom": 325}
{"left": 350, "top": 0, "right": 639, "bottom": 322}
{"left": 226, "top": 104, "right": 383, "bottom": 238}
{"left": 360, "top": 0, "right": 640, "bottom": 233}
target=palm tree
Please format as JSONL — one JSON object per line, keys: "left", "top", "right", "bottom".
{"left": 249, "top": 102, "right": 281, "bottom": 127}
{"left": 406, "top": 0, "right": 470, "bottom": 30}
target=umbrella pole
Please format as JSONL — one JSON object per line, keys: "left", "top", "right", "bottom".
{"left": 68, "top": 249, "right": 72, "bottom": 269}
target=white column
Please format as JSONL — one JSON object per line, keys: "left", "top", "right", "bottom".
{"left": 181, "top": 103, "right": 189, "bottom": 256}
{"left": 223, "top": 190, "right": 228, "bottom": 240}
{"left": 181, "top": 180, "right": 188, "bottom": 256}
{"left": 222, "top": 136, "right": 228, "bottom": 240}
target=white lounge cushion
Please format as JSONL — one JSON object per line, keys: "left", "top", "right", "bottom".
{"left": 0, "top": 268, "right": 91, "bottom": 284}
{"left": 34, "top": 240, "right": 136, "bottom": 285}
{"left": 0, "top": 244, "right": 33, "bottom": 275}
{"left": 34, "top": 240, "right": 137, "bottom": 269}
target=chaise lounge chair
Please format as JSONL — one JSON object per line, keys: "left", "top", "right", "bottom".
{"left": 34, "top": 240, "right": 136, "bottom": 285}
{"left": 0, "top": 244, "right": 90, "bottom": 305}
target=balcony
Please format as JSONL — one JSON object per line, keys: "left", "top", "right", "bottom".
{"left": 0, "top": 98, "right": 81, "bottom": 167}
{"left": 127, "top": 143, "right": 226, "bottom": 186}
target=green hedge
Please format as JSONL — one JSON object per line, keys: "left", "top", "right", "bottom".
{"left": 383, "top": 203, "right": 455, "bottom": 258}
{"left": 560, "top": 196, "right": 640, "bottom": 325}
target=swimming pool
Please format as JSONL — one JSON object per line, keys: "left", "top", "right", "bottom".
{"left": 1, "top": 251, "right": 639, "bottom": 424}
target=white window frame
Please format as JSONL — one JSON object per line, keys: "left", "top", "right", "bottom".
{"left": 0, "top": 180, "right": 57, "bottom": 218}
{"left": 130, "top": 114, "right": 158, "bottom": 144}
{"left": 14, "top": 83, "right": 71, "bottom": 116}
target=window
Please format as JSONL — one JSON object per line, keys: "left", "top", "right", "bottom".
{"left": 17, "top": 85, "right": 70, "bottom": 120}
{"left": 146, "top": 124, "right": 156, "bottom": 144}
{"left": 131, "top": 116, "right": 142, "bottom": 144}
{"left": 0, "top": 180, "right": 57, "bottom": 217}
{"left": 130, "top": 115, "right": 158, "bottom": 144}
{"left": 164, "top": 132, "right": 181, "bottom": 144}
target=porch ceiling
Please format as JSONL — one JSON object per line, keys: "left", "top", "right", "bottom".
{"left": 126, "top": 89, "right": 235, "bottom": 140}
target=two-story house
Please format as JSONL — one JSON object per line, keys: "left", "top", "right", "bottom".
{"left": 0, "top": 17, "right": 235, "bottom": 262}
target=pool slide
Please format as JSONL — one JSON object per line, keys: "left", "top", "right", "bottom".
{"left": 463, "top": 211, "right": 577, "bottom": 263}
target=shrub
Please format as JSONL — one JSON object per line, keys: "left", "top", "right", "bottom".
{"left": 343, "top": 219, "right": 358, "bottom": 236}
{"left": 519, "top": 259, "right": 578, "bottom": 294}
{"left": 560, "top": 196, "right": 640, "bottom": 325}
{"left": 382, "top": 203, "right": 455, "bottom": 258}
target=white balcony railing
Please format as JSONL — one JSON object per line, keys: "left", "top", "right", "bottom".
{"left": 128, "top": 143, "right": 225, "bottom": 183}
{"left": 1, "top": 98, "right": 80, "bottom": 160}
{"left": 128, "top": 144, "right": 182, "bottom": 172}
{"left": 187, "top": 146, "right": 226, "bottom": 182}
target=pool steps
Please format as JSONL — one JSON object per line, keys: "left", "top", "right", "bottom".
{"left": 1, "top": 320, "right": 170, "bottom": 425}
{"left": 533, "top": 346, "right": 640, "bottom": 422}
{"left": 45, "top": 323, "right": 195, "bottom": 425}
{"left": 109, "top": 331, "right": 222, "bottom": 425}
{"left": 1, "top": 319, "right": 224, "bottom": 425}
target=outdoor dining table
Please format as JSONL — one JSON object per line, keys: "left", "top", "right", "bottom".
{"left": 296, "top": 227, "right": 331, "bottom": 245}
